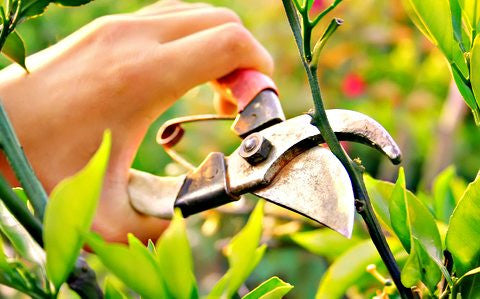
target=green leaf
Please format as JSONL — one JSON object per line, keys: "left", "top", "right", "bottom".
{"left": 451, "top": 63, "right": 480, "bottom": 124}
{"left": 104, "top": 277, "right": 128, "bottom": 299}
{"left": 85, "top": 232, "right": 166, "bottom": 298}
{"left": 208, "top": 200, "right": 266, "bottom": 298}
{"left": 54, "top": 0, "right": 93, "bottom": 6}
{"left": 458, "top": 0, "right": 480, "bottom": 33}
{"left": 446, "top": 171, "right": 480, "bottom": 276}
{"left": 405, "top": 0, "right": 469, "bottom": 79}
{"left": 363, "top": 174, "right": 396, "bottom": 232}
{"left": 389, "top": 169, "right": 411, "bottom": 252}
{"left": 44, "top": 131, "right": 111, "bottom": 289}
{"left": 0, "top": 202, "right": 43, "bottom": 263}
{"left": 306, "top": 0, "right": 314, "bottom": 11}
{"left": 2, "top": 31, "right": 27, "bottom": 71}
{"left": 290, "top": 229, "right": 361, "bottom": 261}
{"left": 432, "top": 166, "right": 466, "bottom": 223}
{"left": 315, "top": 238, "right": 403, "bottom": 299}
{"left": 389, "top": 168, "right": 444, "bottom": 291}
{"left": 156, "top": 209, "right": 197, "bottom": 299}
{"left": 470, "top": 35, "right": 480, "bottom": 114}
{"left": 242, "top": 276, "right": 293, "bottom": 299}
{"left": 450, "top": 0, "right": 466, "bottom": 51}
{"left": 18, "top": 0, "right": 51, "bottom": 23}
{"left": 456, "top": 266, "right": 480, "bottom": 286}
{"left": 12, "top": 188, "right": 28, "bottom": 205}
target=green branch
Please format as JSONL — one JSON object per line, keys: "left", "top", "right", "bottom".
{"left": 281, "top": 1, "right": 414, "bottom": 298}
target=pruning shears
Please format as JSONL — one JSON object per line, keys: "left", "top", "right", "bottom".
{"left": 127, "top": 69, "right": 401, "bottom": 238}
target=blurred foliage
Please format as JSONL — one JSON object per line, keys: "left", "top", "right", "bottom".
{"left": 0, "top": 0, "right": 479, "bottom": 298}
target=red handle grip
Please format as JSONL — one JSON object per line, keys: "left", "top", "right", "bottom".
{"left": 214, "top": 69, "right": 278, "bottom": 112}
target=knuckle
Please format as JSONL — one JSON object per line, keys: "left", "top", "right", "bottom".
{"left": 220, "top": 23, "right": 253, "bottom": 53}
{"left": 213, "top": 7, "right": 242, "bottom": 24}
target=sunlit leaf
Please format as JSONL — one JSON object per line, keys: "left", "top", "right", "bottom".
{"left": 364, "top": 174, "right": 395, "bottom": 232}
{"left": 156, "top": 209, "right": 197, "bottom": 299}
{"left": 451, "top": 63, "right": 480, "bottom": 124}
{"left": 208, "top": 200, "right": 266, "bottom": 298}
{"left": 432, "top": 166, "right": 466, "bottom": 223}
{"left": 18, "top": 0, "right": 51, "bottom": 23}
{"left": 104, "top": 277, "right": 128, "bottom": 299}
{"left": 389, "top": 170, "right": 411, "bottom": 252}
{"left": 242, "top": 276, "right": 293, "bottom": 299}
{"left": 458, "top": 0, "right": 480, "bottom": 33}
{"left": 389, "top": 168, "right": 444, "bottom": 291}
{"left": 315, "top": 238, "right": 403, "bottom": 299}
{"left": 470, "top": 35, "right": 480, "bottom": 115}
{"left": 450, "top": 0, "right": 465, "bottom": 50}
{"left": 54, "top": 0, "right": 93, "bottom": 6}
{"left": 2, "top": 31, "right": 27, "bottom": 71}
{"left": 85, "top": 233, "right": 166, "bottom": 298}
{"left": 446, "top": 171, "right": 480, "bottom": 276}
{"left": 290, "top": 229, "right": 361, "bottom": 261}
{"left": 12, "top": 188, "right": 28, "bottom": 205}
{"left": 0, "top": 202, "right": 44, "bottom": 264}
{"left": 44, "top": 131, "right": 111, "bottom": 289}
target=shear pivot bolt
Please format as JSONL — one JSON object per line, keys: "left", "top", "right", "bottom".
{"left": 240, "top": 133, "right": 272, "bottom": 165}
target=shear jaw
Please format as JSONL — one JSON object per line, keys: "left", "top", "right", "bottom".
{"left": 128, "top": 109, "right": 401, "bottom": 239}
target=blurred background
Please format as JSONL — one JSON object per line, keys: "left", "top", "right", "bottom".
{"left": 3, "top": 0, "right": 480, "bottom": 297}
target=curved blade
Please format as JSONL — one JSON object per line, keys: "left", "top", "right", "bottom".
{"left": 253, "top": 146, "right": 355, "bottom": 238}
{"left": 326, "top": 109, "right": 402, "bottom": 164}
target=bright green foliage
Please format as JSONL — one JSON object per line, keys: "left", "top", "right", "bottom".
{"left": 432, "top": 166, "right": 466, "bottom": 223}
{"left": 446, "top": 171, "right": 480, "bottom": 276}
{"left": 156, "top": 209, "right": 198, "bottom": 299}
{"left": 242, "top": 276, "right": 293, "bottom": 299}
{"left": 315, "top": 238, "right": 402, "bottom": 299}
{"left": 0, "top": 237, "right": 49, "bottom": 298}
{"left": 44, "top": 131, "right": 111, "bottom": 290}
{"left": 85, "top": 232, "right": 167, "bottom": 298}
{"left": 388, "top": 169, "right": 444, "bottom": 291}
{"left": 208, "top": 200, "right": 266, "bottom": 298}
{"left": 458, "top": 0, "right": 480, "bottom": 31}
{"left": 403, "top": 0, "right": 480, "bottom": 123}
{"left": 104, "top": 278, "right": 128, "bottom": 299}
{"left": 18, "top": 0, "right": 94, "bottom": 24}
{"left": 363, "top": 175, "right": 396, "bottom": 231}
{"left": 0, "top": 202, "right": 42, "bottom": 264}
{"left": 2, "top": 31, "right": 27, "bottom": 71}
{"left": 470, "top": 35, "right": 480, "bottom": 113}
{"left": 290, "top": 229, "right": 362, "bottom": 261}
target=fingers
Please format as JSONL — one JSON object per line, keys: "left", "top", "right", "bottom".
{"left": 134, "top": 7, "right": 242, "bottom": 43}
{"left": 161, "top": 22, "right": 274, "bottom": 95}
{"left": 135, "top": 0, "right": 210, "bottom": 16}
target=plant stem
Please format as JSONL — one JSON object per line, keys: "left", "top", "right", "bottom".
{"left": 281, "top": 1, "right": 414, "bottom": 298}
{"left": 0, "top": 101, "right": 48, "bottom": 220}
{"left": 0, "top": 173, "right": 43, "bottom": 245}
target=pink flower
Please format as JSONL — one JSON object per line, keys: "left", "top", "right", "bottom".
{"left": 311, "top": 0, "right": 326, "bottom": 14}
{"left": 342, "top": 73, "right": 366, "bottom": 98}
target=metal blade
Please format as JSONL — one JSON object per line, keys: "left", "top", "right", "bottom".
{"left": 253, "top": 146, "right": 355, "bottom": 238}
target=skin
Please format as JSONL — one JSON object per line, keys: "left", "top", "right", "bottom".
{"left": 0, "top": 0, "right": 273, "bottom": 243}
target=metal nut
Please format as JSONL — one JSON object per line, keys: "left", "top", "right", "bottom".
{"left": 239, "top": 133, "right": 272, "bottom": 165}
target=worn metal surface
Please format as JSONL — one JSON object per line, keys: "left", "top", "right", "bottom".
{"left": 175, "top": 152, "right": 239, "bottom": 217}
{"left": 254, "top": 147, "right": 355, "bottom": 237}
{"left": 326, "top": 109, "right": 402, "bottom": 164}
{"left": 232, "top": 90, "right": 286, "bottom": 138}
{"left": 128, "top": 169, "right": 185, "bottom": 219}
{"left": 227, "top": 111, "right": 402, "bottom": 194}
{"left": 239, "top": 133, "right": 273, "bottom": 165}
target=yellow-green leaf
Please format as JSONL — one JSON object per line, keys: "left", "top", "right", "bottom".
{"left": 458, "top": 0, "right": 480, "bottom": 32}
{"left": 156, "top": 209, "right": 197, "bottom": 299}
{"left": 2, "top": 31, "right": 27, "bottom": 71}
{"left": 315, "top": 238, "right": 403, "bottom": 299}
{"left": 208, "top": 200, "right": 266, "bottom": 298}
{"left": 104, "top": 277, "right": 128, "bottom": 299}
{"left": 446, "top": 171, "right": 480, "bottom": 276}
{"left": 85, "top": 233, "right": 166, "bottom": 298}
{"left": 242, "top": 276, "right": 293, "bottom": 299}
{"left": 290, "top": 229, "right": 361, "bottom": 261}
{"left": 44, "top": 131, "right": 111, "bottom": 289}
{"left": 470, "top": 35, "right": 480, "bottom": 112}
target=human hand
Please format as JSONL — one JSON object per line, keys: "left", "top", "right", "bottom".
{"left": 0, "top": 0, "right": 273, "bottom": 243}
